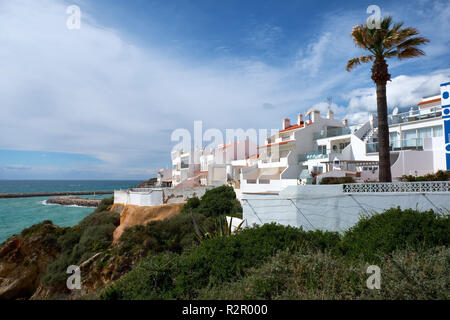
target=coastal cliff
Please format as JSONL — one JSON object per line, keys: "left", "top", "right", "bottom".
{"left": 0, "top": 198, "right": 187, "bottom": 300}
{"left": 0, "top": 221, "right": 62, "bottom": 299}
{"left": 112, "top": 202, "right": 185, "bottom": 242}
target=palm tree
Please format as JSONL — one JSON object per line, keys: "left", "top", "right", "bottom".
{"left": 346, "top": 16, "right": 429, "bottom": 182}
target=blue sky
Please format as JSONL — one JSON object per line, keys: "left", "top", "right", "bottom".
{"left": 0, "top": 0, "right": 449, "bottom": 179}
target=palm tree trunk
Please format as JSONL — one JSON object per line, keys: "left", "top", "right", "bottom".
{"left": 376, "top": 83, "right": 392, "bottom": 182}
{"left": 372, "top": 57, "right": 392, "bottom": 182}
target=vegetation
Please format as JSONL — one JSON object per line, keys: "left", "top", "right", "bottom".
{"left": 13, "top": 186, "right": 447, "bottom": 300}
{"left": 181, "top": 185, "right": 242, "bottom": 217}
{"left": 42, "top": 208, "right": 120, "bottom": 286}
{"left": 337, "top": 207, "right": 449, "bottom": 263}
{"left": 401, "top": 170, "right": 450, "bottom": 182}
{"left": 346, "top": 16, "right": 429, "bottom": 182}
{"left": 197, "top": 246, "right": 449, "bottom": 300}
{"left": 319, "top": 176, "right": 355, "bottom": 184}
{"left": 100, "top": 206, "right": 448, "bottom": 300}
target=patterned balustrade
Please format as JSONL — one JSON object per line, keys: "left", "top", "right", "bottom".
{"left": 342, "top": 181, "right": 450, "bottom": 193}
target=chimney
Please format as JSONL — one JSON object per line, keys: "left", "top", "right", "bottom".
{"left": 342, "top": 118, "right": 348, "bottom": 127}
{"left": 327, "top": 109, "right": 334, "bottom": 119}
{"left": 311, "top": 110, "right": 320, "bottom": 123}
{"left": 297, "top": 113, "right": 303, "bottom": 125}
{"left": 282, "top": 118, "right": 291, "bottom": 130}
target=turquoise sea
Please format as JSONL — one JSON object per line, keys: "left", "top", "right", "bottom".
{"left": 0, "top": 180, "right": 141, "bottom": 244}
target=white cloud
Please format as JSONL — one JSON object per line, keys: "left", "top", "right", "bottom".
{"left": 0, "top": 0, "right": 448, "bottom": 178}
{"left": 342, "top": 69, "right": 450, "bottom": 124}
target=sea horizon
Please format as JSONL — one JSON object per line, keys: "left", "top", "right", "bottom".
{"left": 0, "top": 180, "right": 142, "bottom": 243}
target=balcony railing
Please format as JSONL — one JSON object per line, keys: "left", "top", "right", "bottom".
{"left": 314, "top": 127, "right": 352, "bottom": 140}
{"left": 366, "top": 138, "right": 423, "bottom": 153}
{"left": 388, "top": 107, "right": 441, "bottom": 125}
{"left": 299, "top": 148, "right": 345, "bottom": 162}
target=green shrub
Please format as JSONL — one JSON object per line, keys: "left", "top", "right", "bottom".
{"left": 94, "top": 197, "right": 114, "bottom": 213}
{"left": 320, "top": 176, "right": 355, "bottom": 184}
{"left": 185, "top": 186, "right": 242, "bottom": 217}
{"left": 117, "top": 211, "right": 214, "bottom": 255}
{"left": 100, "top": 252, "right": 179, "bottom": 300}
{"left": 197, "top": 246, "right": 449, "bottom": 300}
{"left": 101, "top": 223, "right": 340, "bottom": 299}
{"left": 42, "top": 210, "right": 120, "bottom": 285}
{"left": 338, "top": 207, "right": 450, "bottom": 263}
{"left": 181, "top": 197, "right": 200, "bottom": 213}
{"left": 401, "top": 170, "right": 450, "bottom": 182}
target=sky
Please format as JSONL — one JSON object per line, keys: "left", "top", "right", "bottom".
{"left": 0, "top": 0, "right": 449, "bottom": 180}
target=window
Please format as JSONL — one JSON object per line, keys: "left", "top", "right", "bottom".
{"left": 403, "top": 129, "right": 417, "bottom": 140}
{"left": 432, "top": 125, "right": 443, "bottom": 137}
{"left": 318, "top": 145, "right": 327, "bottom": 154}
{"left": 180, "top": 157, "right": 189, "bottom": 169}
{"left": 418, "top": 127, "right": 432, "bottom": 139}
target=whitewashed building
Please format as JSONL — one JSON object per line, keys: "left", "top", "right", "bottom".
{"left": 239, "top": 88, "right": 447, "bottom": 194}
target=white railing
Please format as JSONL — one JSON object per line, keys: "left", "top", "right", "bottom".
{"left": 342, "top": 181, "right": 450, "bottom": 193}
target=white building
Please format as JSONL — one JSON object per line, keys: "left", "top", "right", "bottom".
{"left": 198, "top": 139, "right": 258, "bottom": 187}
{"left": 171, "top": 149, "right": 201, "bottom": 187}
{"left": 156, "top": 168, "right": 172, "bottom": 187}
{"left": 239, "top": 91, "right": 446, "bottom": 194}
{"left": 239, "top": 109, "right": 347, "bottom": 193}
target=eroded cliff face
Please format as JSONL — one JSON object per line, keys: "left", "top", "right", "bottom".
{"left": 112, "top": 202, "right": 185, "bottom": 242}
{"left": 0, "top": 202, "right": 187, "bottom": 300}
{"left": 0, "top": 222, "right": 62, "bottom": 300}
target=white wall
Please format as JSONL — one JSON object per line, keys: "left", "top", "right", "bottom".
{"left": 242, "top": 184, "right": 450, "bottom": 233}
{"left": 114, "top": 187, "right": 210, "bottom": 207}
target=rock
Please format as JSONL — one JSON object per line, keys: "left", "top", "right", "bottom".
{"left": 0, "top": 222, "right": 62, "bottom": 300}
{"left": 46, "top": 196, "right": 101, "bottom": 207}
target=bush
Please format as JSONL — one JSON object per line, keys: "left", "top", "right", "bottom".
{"left": 101, "top": 223, "right": 340, "bottom": 299}
{"left": 94, "top": 197, "right": 114, "bottom": 213}
{"left": 183, "top": 186, "right": 242, "bottom": 217}
{"left": 320, "top": 176, "right": 355, "bottom": 184}
{"left": 197, "top": 246, "right": 449, "bottom": 300}
{"left": 42, "top": 210, "right": 120, "bottom": 286}
{"left": 117, "top": 211, "right": 214, "bottom": 256}
{"left": 401, "top": 170, "right": 450, "bottom": 182}
{"left": 338, "top": 207, "right": 450, "bottom": 263}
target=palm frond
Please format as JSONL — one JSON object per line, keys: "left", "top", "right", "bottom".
{"left": 397, "top": 47, "right": 426, "bottom": 59}
{"left": 348, "top": 15, "right": 429, "bottom": 66}
{"left": 346, "top": 55, "right": 373, "bottom": 72}
{"left": 346, "top": 57, "right": 361, "bottom": 71}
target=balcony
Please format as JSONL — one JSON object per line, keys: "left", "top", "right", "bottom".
{"left": 388, "top": 107, "right": 441, "bottom": 125}
{"left": 314, "top": 127, "right": 352, "bottom": 140}
{"left": 366, "top": 138, "right": 423, "bottom": 153}
{"left": 299, "top": 151, "right": 328, "bottom": 161}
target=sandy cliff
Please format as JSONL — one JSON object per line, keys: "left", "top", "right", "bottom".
{"left": 112, "top": 202, "right": 185, "bottom": 242}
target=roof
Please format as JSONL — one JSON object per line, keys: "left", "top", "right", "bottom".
{"left": 174, "top": 180, "right": 201, "bottom": 189}
{"left": 418, "top": 98, "right": 441, "bottom": 106}
{"left": 279, "top": 123, "right": 304, "bottom": 133}
{"left": 258, "top": 140, "right": 293, "bottom": 149}
{"left": 219, "top": 141, "right": 238, "bottom": 149}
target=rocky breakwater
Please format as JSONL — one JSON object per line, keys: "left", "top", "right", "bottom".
{"left": 46, "top": 196, "right": 101, "bottom": 207}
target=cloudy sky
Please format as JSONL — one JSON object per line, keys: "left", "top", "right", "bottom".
{"left": 0, "top": 0, "right": 449, "bottom": 179}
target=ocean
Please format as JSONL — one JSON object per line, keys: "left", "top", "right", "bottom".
{"left": 0, "top": 180, "right": 141, "bottom": 244}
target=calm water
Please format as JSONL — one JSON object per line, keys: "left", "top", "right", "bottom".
{"left": 0, "top": 180, "right": 141, "bottom": 243}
